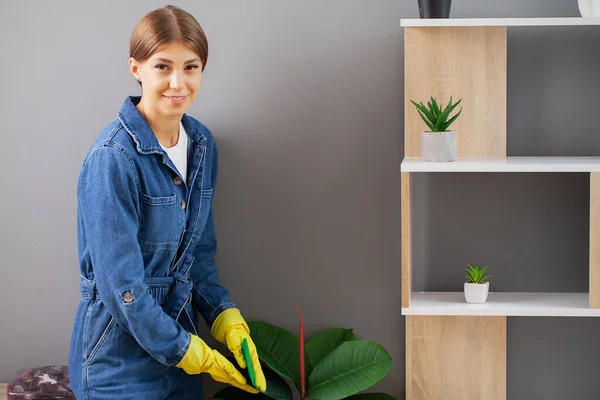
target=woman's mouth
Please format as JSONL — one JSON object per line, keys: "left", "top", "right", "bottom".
{"left": 163, "top": 95, "right": 188, "bottom": 105}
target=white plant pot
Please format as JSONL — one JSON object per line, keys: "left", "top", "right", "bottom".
{"left": 464, "top": 282, "right": 489, "bottom": 304}
{"left": 578, "top": 0, "right": 600, "bottom": 16}
{"left": 421, "top": 130, "right": 456, "bottom": 162}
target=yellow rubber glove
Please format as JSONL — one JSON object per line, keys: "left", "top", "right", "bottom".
{"left": 211, "top": 308, "right": 267, "bottom": 392}
{"left": 176, "top": 333, "right": 258, "bottom": 394}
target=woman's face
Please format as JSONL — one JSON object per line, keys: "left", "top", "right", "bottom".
{"left": 129, "top": 41, "right": 202, "bottom": 118}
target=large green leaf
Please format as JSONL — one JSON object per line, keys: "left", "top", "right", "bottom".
{"left": 344, "top": 393, "right": 398, "bottom": 400}
{"left": 257, "top": 363, "right": 294, "bottom": 400}
{"left": 209, "top": 387, "right": 271, "bottom": 400}
{"left": 227, "top": 357, "right": 294, "bottom": 400}
{"left": 248, "top": 320, "right": 300, "bottom": 385}
{"left": 308, "top": 341, "right": 393, "bottom": 400}
{"left": 305, "top": 328, "right": 356, "bottom": 370}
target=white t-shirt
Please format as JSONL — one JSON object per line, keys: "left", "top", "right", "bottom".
{"left": 160, "top": 121, "right": 188, "bottom": 183}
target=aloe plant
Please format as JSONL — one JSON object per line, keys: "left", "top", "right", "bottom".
{"left": 465, "top": 264, "right": 492, "bottom": 284}
{"left": 210, "top": 307, "right": 396, "bottom": 400}
{"left": 410, "top": 96, "right": 462, "bottom": 132}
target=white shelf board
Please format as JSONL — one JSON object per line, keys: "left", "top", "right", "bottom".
{"left": 401, "top": 17, "right": 600, "bottom": 27}
{"left": 402, "top": 292, "right": 600, "bottom": 317}
{"left": 401, "top": 156, "right": 600, "bottom": 172}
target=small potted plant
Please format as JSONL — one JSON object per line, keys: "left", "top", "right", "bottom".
{"left": 464, "top": 264, "right": 491, "bottom": 304}
{"left": 410, "top": 96, "right": 462, "bottom": 162}
{"left": 417, "top": 0, "right": 452, "bottom": 18}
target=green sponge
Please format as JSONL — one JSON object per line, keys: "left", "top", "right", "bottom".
{"left": 242, "top": 338, "right": 257, "bottom": 389}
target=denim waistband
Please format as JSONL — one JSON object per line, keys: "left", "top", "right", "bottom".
{"left": 80, "top": 273, "right": 193, "bottom": 321}
{"left": 80, "top": 276, "right": 177, "bottom": 301}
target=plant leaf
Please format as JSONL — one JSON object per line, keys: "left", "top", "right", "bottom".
{"left": 261, "top": 366, "right": 294, "bottom": 400}
{"left": 308, "top": 340, "right": 392, "bottom": 400}
{"left": 305, "top": 328, "right": 356, "bottom": 371}
{"left": 416, "top": 110, "right": 436, "bottom": 131}
{"left": 344, "top": 393, "right": 399, "bottom": 400}
{"left": 441, "top": 108, "right": 462, "bottom": 131}
{"left": 248, "top": 320, "right": 300, "bottom": 385}
{"left": 296, "top": 304, "right": 306, "bottom": 398}
{"left": 228, "top": 357, "right": 293, "bottom": 400}
{"left": 430, "top": 97, "right": 441, "bottom": 118}
{"left": 410, "top": 100, "right": 437, "bottom": 126}
{"left": 465, "top": 264, "right": 491, "bottom": 283}
{"left": 436, "top": 98, "right": 462, "bottom": 131}
{"left": 209, "top": 387, "right": 273, "bottom": 400}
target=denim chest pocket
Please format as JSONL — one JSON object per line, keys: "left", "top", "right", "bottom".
{"left": 138, "top": 192, "right": 184, "bottom": 252}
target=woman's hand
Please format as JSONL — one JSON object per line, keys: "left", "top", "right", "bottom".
{"left": 211, "top": 308, "right": 267, "bottom": 392}
{"left": 177, "top": 333, "right": 259, "bottom": 394}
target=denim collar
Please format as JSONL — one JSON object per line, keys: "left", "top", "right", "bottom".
{"left": 117, "top": 96, "right": 205, "bottom": 154}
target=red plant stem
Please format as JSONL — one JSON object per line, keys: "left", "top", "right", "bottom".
{"left": 296, "top": 303, "right": 306, "bottom": 400}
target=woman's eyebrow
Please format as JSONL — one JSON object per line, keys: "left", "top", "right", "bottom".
{"left": 152, "top": 57, "right": 200, "bottom": 64}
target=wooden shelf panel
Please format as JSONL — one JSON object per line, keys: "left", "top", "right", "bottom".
{"left": 407, "top": 315, "right": 506, "bottom": 399}
{"left": 402, "top": 292, "right": 600, "bottom": 317}
{"left": 401, "top": 156, "right": 600, "bottom": 172}
{"left": 401, "top": 17, "right": 600, "bottom": 27}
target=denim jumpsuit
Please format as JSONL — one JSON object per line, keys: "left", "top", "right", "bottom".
{"left": 69, "top": 96, "right": 236, "bottom": 399}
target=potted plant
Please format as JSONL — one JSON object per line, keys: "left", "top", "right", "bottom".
{"left": 210, "top": 306, "right": 397, "bottom": 400}
{"left": 578, "top": 0, "right": 600, "bottom": 17}
{"left": 464, "top": 264, "right": 492, "bottom": 304}
{"left": 417, "top": 0, "right": 452, "bottom": 18}
{"left": 410, "top": 96, "right": 462, "bottom": 162}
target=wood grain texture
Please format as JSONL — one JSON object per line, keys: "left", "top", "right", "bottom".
{"left": 402, "top": 172, "right": 411, "bottom": 308}
{"left": 591, "top": 173, "right": 600, "bottom": 308}
{"left": 404, "top": 27, "right": 507, "bottom": 158}
{"left": 406, "top": 315, "right": 507, "bottom": 400}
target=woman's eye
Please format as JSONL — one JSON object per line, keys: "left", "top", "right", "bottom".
{"left": 154, "top": 64, "right": 199, "bottom": 71}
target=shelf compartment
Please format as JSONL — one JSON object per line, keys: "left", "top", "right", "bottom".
{"left": 401, "top": 17, "right": 600, "bottom": 27}
{"left": 404, "top": 27, "right": 507, "bottom": 159}
{"left": 401, "top": 156, "right": 600, "bottom": 172}
{"left": 403, "top": 292, "right": 600, "bottom": 317}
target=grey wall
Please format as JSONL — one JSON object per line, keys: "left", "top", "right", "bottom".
{"left": 0, "top": 1, "right": 598, "bottom": 399}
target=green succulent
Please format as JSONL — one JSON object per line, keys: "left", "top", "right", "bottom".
{"left": 410, "top": 96, "right": 462, "bottom": 132}
{"left": 465, "top": 264, "right": 492, "bottom": 284}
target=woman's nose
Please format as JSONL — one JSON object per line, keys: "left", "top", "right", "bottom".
{"left": 170, "top": 70, "right": 184, "bottom": 90}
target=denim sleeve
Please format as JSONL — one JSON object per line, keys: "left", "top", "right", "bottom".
{"left": 78, "top": 145, "right": 190, "bottom": 366}
{"left": 190, "top": 140, "right": 236, "bottom": 327}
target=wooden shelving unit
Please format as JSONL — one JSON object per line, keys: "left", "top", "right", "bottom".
{"left": 401, "top": 17, "right": 600, "bottom": 400}
{"left": 402, "top": 156, "right": 600, "bottom": 172}
{"left": 403, "top": 292, "right": 600, "bottom": 317}
{"left": 401, "top": 17, "right": 600, "bottom": 27}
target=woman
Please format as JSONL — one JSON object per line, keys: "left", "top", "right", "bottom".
{"left": 69, "top": 5, "right": 266, "bottom": 399}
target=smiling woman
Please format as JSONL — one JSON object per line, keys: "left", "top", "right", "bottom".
{"left": 128, "top": 6, "right": 207, "bottom": 147}
{"left": 68, "top": 5, "right": 265, "bottom": 400}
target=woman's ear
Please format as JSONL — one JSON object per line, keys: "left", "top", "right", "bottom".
{"left": 129, "top": 57, "right": 141, "bottom": 82}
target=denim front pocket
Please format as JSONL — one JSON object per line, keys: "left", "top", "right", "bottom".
{"left": 139, "top": 192, "right": 184, "bottom": 253}
{"left": 84, "top": 301, "right": 116, "bottom": 366}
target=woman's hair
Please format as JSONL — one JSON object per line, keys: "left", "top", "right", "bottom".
{"left": 130, "top": 5, "right": 208, "bottom": 81}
